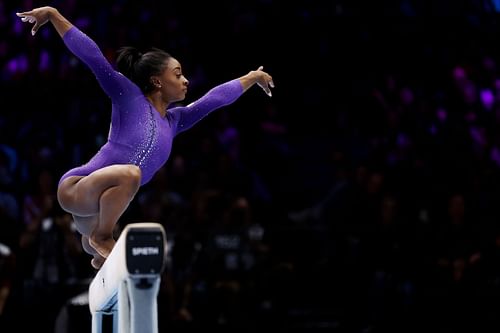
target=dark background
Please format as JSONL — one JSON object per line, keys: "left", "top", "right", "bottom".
{"left": 3, "top": 0, "right": 500, "bottom": 332}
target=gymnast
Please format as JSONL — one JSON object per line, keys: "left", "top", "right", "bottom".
{"left": 16, "top": 6, "right": 274, "bottom": 269}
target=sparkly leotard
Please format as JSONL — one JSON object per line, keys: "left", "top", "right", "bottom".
{"left": 58, "top": 27, "right": 243, "bottom": 186}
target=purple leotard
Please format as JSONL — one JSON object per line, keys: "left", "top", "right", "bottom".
{"left": 58, "top": 27, "right": 243, "bottom": 186}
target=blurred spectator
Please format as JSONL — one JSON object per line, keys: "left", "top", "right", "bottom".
{"left": 0, "top": 243, "right": 15, "bottom": 326}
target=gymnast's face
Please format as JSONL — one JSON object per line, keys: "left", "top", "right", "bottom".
{"left": 156, "top": 58, "right": 189, "bottom": 103}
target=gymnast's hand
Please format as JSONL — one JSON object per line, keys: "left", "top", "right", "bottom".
{"left": 16, "top": 6, "right": 56, "bottom": 36}
{"left": 253, "top": 66, "right": 275, "bottom": 97}
{"left": 239, "top": 66, "right": 275, "bottom": 97}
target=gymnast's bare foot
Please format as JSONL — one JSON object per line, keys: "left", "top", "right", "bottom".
{"left": 89, "top": 233, "right": 115, "bottom": 258}
{"left": 91, "top": 254, "right": 105, "bottom": 269}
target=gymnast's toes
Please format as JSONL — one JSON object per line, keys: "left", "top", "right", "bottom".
{"left": 91, "top": 255, "right": 105, "bottom": 269}
{"left": 89, "top": 234, "right": 115, "bottom": 258}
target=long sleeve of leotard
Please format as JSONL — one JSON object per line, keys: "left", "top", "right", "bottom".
{"left": 169, "top": 79, "right": 244, "bottom": 134}
{"left": 62, "top": 26, "right": 134, "bottom": 101}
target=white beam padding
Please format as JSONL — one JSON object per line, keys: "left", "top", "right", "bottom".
{"left": 89, "top": 222, "right": 167, "bottom": 333}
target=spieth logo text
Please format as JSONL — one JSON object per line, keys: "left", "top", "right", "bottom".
{"left": 131, "top": 247, "right": 160, "bottom": 256}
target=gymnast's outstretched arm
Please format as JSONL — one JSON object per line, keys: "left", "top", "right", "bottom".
{"left": 16, "top": 7, "right": 135, "bottom": 100}
{"left": 171, "top": 66, "right": 275, "bottom": 134}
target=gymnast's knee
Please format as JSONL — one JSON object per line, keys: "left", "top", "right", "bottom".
{"left": 121, "top": 165, "right": 141, "bottom": 191}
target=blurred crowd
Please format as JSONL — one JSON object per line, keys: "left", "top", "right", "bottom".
{"left": 2, "top": 0, "right": 500, "bottom": 332}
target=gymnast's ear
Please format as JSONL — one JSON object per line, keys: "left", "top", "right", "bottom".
{"left": 150, "top": 77, "right": 162, "bottom": 89}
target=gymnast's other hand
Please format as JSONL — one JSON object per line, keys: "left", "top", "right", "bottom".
{"left": 16, "top": 6, "right": 56, "bottom": 36}
{"left": 253, "top": 66, "right": 275, "bottom": 97}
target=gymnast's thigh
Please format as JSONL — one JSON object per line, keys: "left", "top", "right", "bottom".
{"left": 57, "top": 164, "right": 141, "bottom": 216}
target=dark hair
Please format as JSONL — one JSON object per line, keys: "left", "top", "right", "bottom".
{"left": 116, "top": 47, "right": 172, "bottom": 94}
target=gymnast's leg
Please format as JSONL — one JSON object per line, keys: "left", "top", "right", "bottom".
{"left": 81, "top": 234, "right": 105, "bottom": 269}
{"left": 70, "top": 214, "right": 105, "bottom": 269}
{"left": 57, "top": 164, "right": 141, "bottom": 258}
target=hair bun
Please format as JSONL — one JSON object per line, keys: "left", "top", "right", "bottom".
{"left": 133, "top": 50, "right": 143, "bottom": 61}
{"left": 116, "top": 46, "right": 143, "bottom": 79}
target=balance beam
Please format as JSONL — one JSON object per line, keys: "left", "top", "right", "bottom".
{"left": 89, "top": 222, "right": 167, "bottom": 333}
